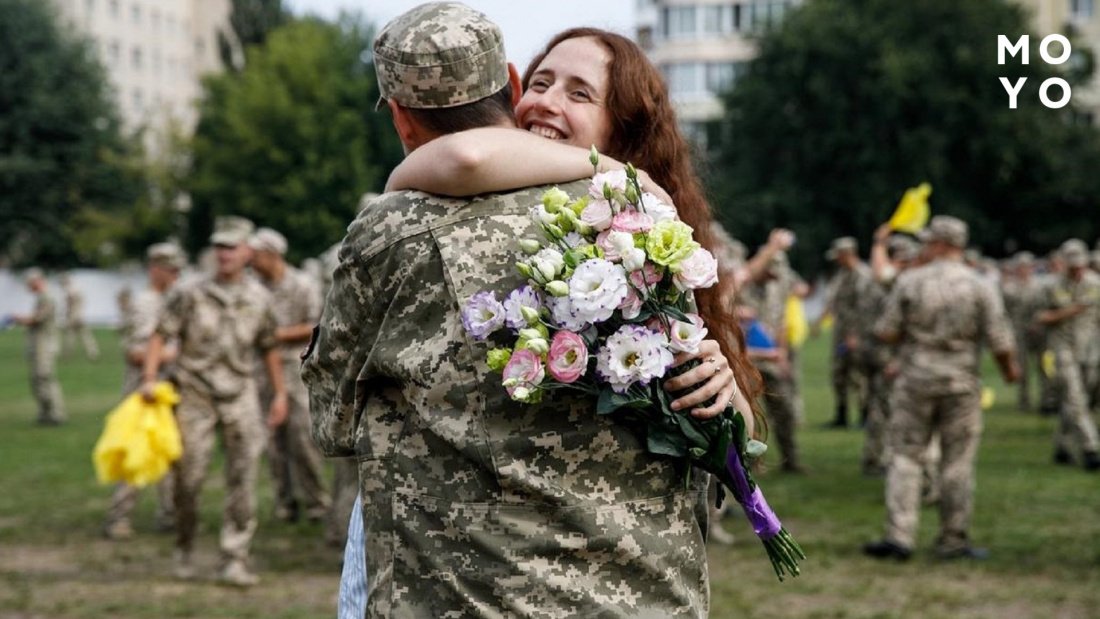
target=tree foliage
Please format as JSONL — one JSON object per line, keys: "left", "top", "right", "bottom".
{"left": 187, "top": 16, "right": 403, "bottom": 263}
{"left": 0, "top": 0, "right": 142, "bottom": 267}
{"left": 710, "top": 0, "right": 1100, "bottom": 274}
{"left": 218, "top": 0, "right": 289, "bottom": 72}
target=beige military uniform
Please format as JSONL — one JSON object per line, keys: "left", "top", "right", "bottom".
{"left": 25, "top": 288, "right": 65, "bottom": 424}
{"left": 1001, "top": 276, "right": 1046, "bottom": 411}
{"left": 874, "top": 257, "right": 1015, "bottom": 553}
{"left": 255, "top": 265, "right": 329, "bottom": 520}
{"left": 157, "top": 275, "right": 278, "bottom": 565}
{"left": 827, "top": 263, "right": 873, "bottom": 423}
{"left": 1043, "top": 271, "right": 1100, "bottom": 457}
{"left": 304, "top": 184, "right": 710, "bottom": 617}
{"left": 62, "top": 282, "right": 99, "bottom": 360}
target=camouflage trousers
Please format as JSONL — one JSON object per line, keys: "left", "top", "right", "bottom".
{"left": 173, "top": 379, "right": 265, "bottom": 563}
{"left": 788, "top": 347, "right": 805, "bottom": 422}
{"left": 259, "top": 366, "right": 330, "bottom": 520}
{"left": 326, "top": 457, "right": 359, "bottom": 548}
{"left": 1052, "top": 350, "right": 1100, "bottom": 455}
{"left": 762, "top": 366, "right": 801, "bottom": 470}
{"left": 1012, "top": 325, "right": 1046, "bottom": 411}
{"left": 105, "top": 474, "right": 176, "bottom": 530}
{"left": 28, "top": 346, "right": 65, "bottom": 424}
{"left": 831, "top": 340, "right": 866, "bottom": 415}
{"left": 883, "top": 380, "right": 982, "bottom": 552}
{"left": 63, "top": 322, "right": 99, "bottom": 360}
{"left": 861, "top": 364, "right": 891, "bottom": 472}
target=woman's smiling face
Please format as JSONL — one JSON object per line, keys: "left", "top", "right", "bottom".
{"left": 516, "top": 36, "right": 613, "bottom": 152}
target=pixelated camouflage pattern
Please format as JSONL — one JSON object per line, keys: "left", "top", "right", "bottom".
{"left": 255, "top": 266, "right": 329, "bottom": 517}
{"left": 25, "top": 289, "right": 65, "bottom": 423}
{"left": 373, "top": 2, "right": 508, "bottom": 109}
{"left": 874, "top": 258, "right": 1014, "bottom": 396}
{"left": 1000, "top": 276, "right": 1046, "bottom": 408}
{"left": 120, "top": 288, "right": 173, "bottom": 394}
{"left": 303, "top": 184, "right": 709, "bottom": 617}
{"left": 157, "top": 275, "right": 279, "bottom": 399}
{"left": 1042, "top": 271, "right": 1100, "bottom": 453}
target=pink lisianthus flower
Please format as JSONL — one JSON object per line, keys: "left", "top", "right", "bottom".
{"left": 629, "top": 263, "right": 663, "bottom": 298}
{"left": 673, "top": 247, "right": 719, "bottom": 291}
{"left": 589, "top": 170, "right": 629, "bottom": 199}
{"left": 618, "top": 286, "right": 643, "bottom": 320}
{"left": 669, "top": 313, "right": 708, "bottom": 354}
{"left": 502, "top": 349, "right": 545, "bottom": 401}
{"left": 611, "top": 210, "right": 654, "bottom": 234}
{"left": 580, "top": 200, "right": 614, "bottom": 232}
{"left": 547, "top": 331, "right": 588, "bottom": 383}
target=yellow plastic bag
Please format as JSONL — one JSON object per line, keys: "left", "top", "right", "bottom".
{"left": 888, "top": 182, "right": 932, "bottom": 234}
{"left": 1041, "top": 351, "right": 1056, "bottom": 379}
{"left": 93, "top": 382, "right": 182, "bottom": 487}
{"left": 785, "top": 295, "right": 809, "bottom": 349}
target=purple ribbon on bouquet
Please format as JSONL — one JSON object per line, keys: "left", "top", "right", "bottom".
{"left": 726, "top": 447, "right": 783, "bottom": 540}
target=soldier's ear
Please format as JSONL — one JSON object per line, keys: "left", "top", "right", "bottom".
{"left": 388, "top": 100, "right": 422, "bottom": 153}
{"left": 507, "top": 63, "right": 522, "bottom": 109}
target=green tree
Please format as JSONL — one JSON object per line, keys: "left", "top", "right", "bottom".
{"left": 710, "top": 0, "right": 1100, "bottom": 274}
{"left": 188, "top": 16, "right": 403, "bottom": 262}
{"left": 0, "top": 0, "right": 141, "bottom": 267}
{"left": 218, "top": 0, "right": 289, "bottom": 72}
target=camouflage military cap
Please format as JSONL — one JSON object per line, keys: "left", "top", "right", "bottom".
{"left": 373, "top": 2, "right": 508, "bottom": 110}
{"left": 210, "top": 215, "right": 256, "bottom": 247}
{"left": 249, "top": 227, "right": 288, "bottom": 256}
{"left": 825, "top": 236, "right": 858, "bottom": 260}
{"left": 146, "top": 242, "right": 186, "bottom": 269}
{"left": 918, "top": 215, "right": 968, "bottom": 248}
{"left": 1013, "top": 251, "right": 1035, "bottom": 267}
{"left": 1060, "top": 238, "right": 1089, "bottom": 268}
{"left": 887, "top": 235, "right": 920, "bottom": 262}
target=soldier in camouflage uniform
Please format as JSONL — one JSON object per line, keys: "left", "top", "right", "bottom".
{"left": 1037, "top": 250, "right": 1066, "bottom": 415}
{"left": 303, "top": 4, "right": 718, "bottom": 615}
{"left": 249, "top": 228, "right": 330, "bottom": 523}
{"left": 1000, "top": 252, "right": 1046, "bottom": 412}
{"left": 13, "top": 269, "right": 66, "bottom": 425}
{"left": 60, "top": 273, "right": 100, "bottom": 361}
{"left": 103, "top": 243, "right": 186, "bottom": 540}
{"left": 864, "top": 216, "right": 1018, "bottom": 561}
{"left": 1036, "top": 239, "right": 1100, "bottom": 471}
{"left": 823, "top": 236, "right": 872, "bottom": 428}
{"left": 860, "top": 227, "right": 919, "bottom": 476}
{"left": 141, "top": 216, "right": 288, "bottom": 587}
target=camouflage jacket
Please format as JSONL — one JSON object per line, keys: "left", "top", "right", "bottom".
{"left": 25, "top": 290, "right": 58, "bottom": 356}
{"left": 156, "top": 275, "right": 278, "bottom": 399}
{"left": 826, "top": 263, "right": 872, "bottom": 342}
{"left": 874, "top": 257, "right": 1014, "bottom": 395}
{"left": 259, "top": 266, "right": 322, "bottom": 365}
{"left": 1042, "top": 271, "right": 1100, "bottom": 362}
{"left": 302, "top": 185, "right": 709, "bottom": 618}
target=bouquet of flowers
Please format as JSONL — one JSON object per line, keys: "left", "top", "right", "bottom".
{"left": 461, "top": 149, "right": 804, "bottom": 580}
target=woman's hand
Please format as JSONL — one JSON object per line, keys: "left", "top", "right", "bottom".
{"left": 662, "top": 339, "right": 739, "bottom": 420}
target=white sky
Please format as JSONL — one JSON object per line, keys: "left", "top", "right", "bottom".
{"left": 284, "top": 0, "right": 638, "bottom": 69}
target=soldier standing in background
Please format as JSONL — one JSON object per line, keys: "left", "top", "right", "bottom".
{"left": 60, "top": 273, "right": 100, "bottom": 361}
{"left": 103, "top": 243, "right": 186, "bottom": 540}
{"left": 1037, "top": 249, "right": 1066, "bottom": 416}
{"left": 12, "top": 269, "right": 66, "bottom": 425}
{"left": 1036, "top": 239, "right": 1100, "bottom": 472}
{"left": 141, "top": 216, "right": 288, "bottom": 587}
{"left": 249, "top": 228, "right": 331, "bottom": 523}
{"left": 864, "top": 216, "right": 1018, "bottom": 561}
{"left": 822, "top": 236, "right": 872, "bottom": 429}
{"left": 1001, "top": 252, "right": 1046, "bottom": 412}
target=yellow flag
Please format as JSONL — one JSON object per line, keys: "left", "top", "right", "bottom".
{"left": 93, "top": 382, "right": 182, "bottom": 487}
{"left": 981, "top": 387, "right": 996, "bottom": 410}
{"left": 1041, "top": 351, "right": 1056, "bottom": 378}
{"left": 888, "top": 182, "right": 932, "bottom": 234}
{"left": 785, "top": 295, "right": 809, "bottom": 349}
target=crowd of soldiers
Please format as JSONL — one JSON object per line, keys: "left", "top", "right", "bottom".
{"left": 11, "top": 215, "right": 355, "bottom": 587}
{"left": 711, "top": 214, "right": 1098, "bottom": 560}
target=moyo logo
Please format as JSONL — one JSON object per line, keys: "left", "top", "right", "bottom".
{"left": 998, "top": 34, "right": 1073, "bottom": 109}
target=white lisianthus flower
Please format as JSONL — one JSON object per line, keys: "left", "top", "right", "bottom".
{"left": 580, "top": 199, "right": 614, "bottom": 232}
{"left": 530, "top": 204, "right": 558, "bottom": 227}
{"left": 502, "top": 285, "right": 543, "bottom": 331}
{"left": 669, "top": 313, "right": 708, "bottom": 354}
{"left": 589, "top": 170, "right": 629, "bottom": 199}
{"left": 621, "top": 247, "right": 647, "bottom": 272}
{"left": 596, "top": 325, "right": 674, "bottom": 393}
{"left": 562, "top": 232, "right": 586, "bottom": 249}
{"left": 532, "top": 248, "right": 565, "bottom": 281}
{"left": 546, "top": 294, "right": 590, "bottom": 331}
{"left": 640, "top": 192, "right": 678, "bottom": 223}
{"left": 568, "top": 258, "right": 629, "bottom": 324}
{"left": 673, "top": 247, "right": 720, "bottom": 291}
{"left": 606, "top": 230, "right": 636, "bottom": 257}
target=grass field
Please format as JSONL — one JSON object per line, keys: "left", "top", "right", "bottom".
{"left": 1, "top": 328, "right": 1098, "bottom": 618}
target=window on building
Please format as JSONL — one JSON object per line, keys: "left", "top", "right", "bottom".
{"left": 108, "top": 40, "right": 120, "bottom": 65}
{"left": 131, "top": 3, "right": 140, "bottom": 24}
{"left": 133, "top": 89, "right": 143, "bottom": 111}
{"left": 152, "top": 50, "right": 161, "bottom": 72}
{"left": 151, "top": 9, "right": 159, "bottom": 29}
{"left": 662, "top": 6, "right": 697, "bottom": 39}
{"left": 705, "top": 61, "right": 744, "bottom": 95}
{"left": 663, "top": 62, "right": 705, "bottom": 98}
{"left": 195, "top": 37, "right": 206, "bottom": 60}
{"left": 109, "top": 0, "right": 119, "bottom": 18}
{"left": 131, "top": 46, "right": 142, "bottom": 70}
{"left": 1071, "top": 0, "right": 1095, "bottom": 18}
{"left": 747, "top": 0, "right": 792, "bottom": 31}
{"left": 85, "top": 0, "right": 94, "bottom": 14}
{"left": 703, "top": 5, "right": 736, "bottom": 36}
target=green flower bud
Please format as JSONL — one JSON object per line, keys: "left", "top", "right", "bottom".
{"left": 525, "top": 338, "right": 549, "bottom": 355}
{"left": 545, "top": 280, "right": 570, "bottom": 297}
{"left": 545, "top": 223, "right": 565, "bottom": 240}
{"left": 625, "top": 162, "right": 638, "bottom": 180}
{"left": 624, "top": 183, "right": 639, "bottom": 205}
{"left": 512, "top": 386, "right": 531, "bottom": 401}
{"left": 589, "top": 145, "right": 600, "bottom": 168}
{"left": 542, "top": 187, "right": 570, "bottom": 213}
{"left": 486, "top": 348, "right": 513, "bottom": 372}
{"left": 520, "top": 306, "right": 541, "bottom": 325}
{"left": 518, "top": 239, "right": 541, "bottom": 255}
{"left": 516, "top": 262, "right": 534, "bottom": 279}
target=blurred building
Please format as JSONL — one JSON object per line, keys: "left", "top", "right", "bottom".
{"left": 48, "top": 0, "right": 237, "bottom": 154}
{"left": 1016, "top": 0, "right": 1100, "bottom": 124}
{"left": 635, "top": 0, "right": 804, "bottom": 147}
{"left": 637, "top": 0, "right": 1100, "bottom": 143}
